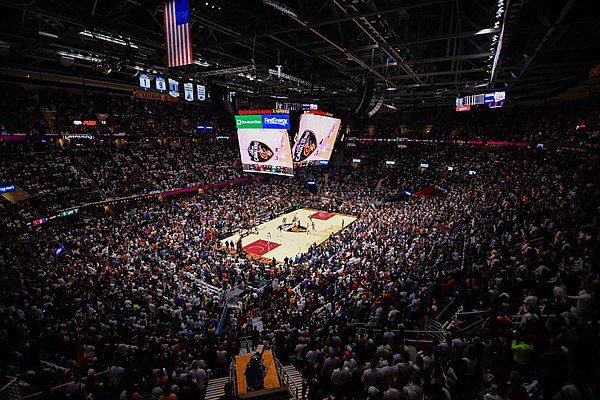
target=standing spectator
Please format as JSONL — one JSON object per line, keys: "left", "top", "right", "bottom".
{"left": 331, "top": 360, "right": 351, "bottom": 399}
{"left": 179, "top": 373, "right": 201, "bottom": 400}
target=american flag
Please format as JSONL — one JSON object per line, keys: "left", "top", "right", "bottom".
{"left": 164, "top": 0, "right": 193, "bottom": 67}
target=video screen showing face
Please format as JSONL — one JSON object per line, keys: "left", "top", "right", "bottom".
{"left": 292, "top": 114, "right": 341, "bottom": 167}
{"left": 237, "top": 128, "right": 294, "bottom": 176}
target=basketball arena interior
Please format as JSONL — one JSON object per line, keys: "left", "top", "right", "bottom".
{"left": 0, "top": 1, "right": 599, "bottom": 400}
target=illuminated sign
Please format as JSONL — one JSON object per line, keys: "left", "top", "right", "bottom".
{"left": 236, "top": 114, "right": 291, "bottom": 129}
{"left": 83, "top": 120, "right": 97, "bottom": 126}
{"left": 57, "top": 209, "right": 79, "bottom": 217}
{"left": 73, "top": 120, "right": 82, "bottom": 125}
{"left": 385, "top": 160, "right": 396, "bottom": 165}
{"left": 235, "top": 115, "right": 263, "bottom": 129}
{"left": 352, "top": 158, "right": 361, "bottom": 163}
{"left": 0, "top": 184, "right": 15, "bottom": 193}
{"left": 456, "top": 91, "right": 506, "bottom": 107}
{"left": 456, "top": 105, "right": 471, "bottom": 112}
{"left": 237, "top": 109, "right": 289, "bottom": 115}
{"left": 64, "top": 134, "right": 94, "bottom": 140}
{"left": 304, "top": 110, "right": 334, "bottom": 117}
{"left": 195, "top": 125, "right": 214, "bottom": 130}
{"left": 262, "top": 114, "right": 290, "bottom": 129}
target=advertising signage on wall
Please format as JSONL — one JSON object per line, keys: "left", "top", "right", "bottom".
{"left": 235, "top": 115, "right": 263, "bottom": 129}
{"left": 237, "top": 109, "right": 289, "bottom": 115}
{"left": 235, "top": 114, "right": 290, "bottom": 130}
{"left": 0, "top": 184, "right": 15, "bottom": 193}
{"left": 262, "top": 115, "right": 290, "bottom": 129}
{"left": 456, "top": 91, "right": 506, "bottom": 107}
{"left": 133, "top": 89, "right": 179, "bottom": 102}
{"left": 63, "top": 134, "right": 94, "bottom": 140}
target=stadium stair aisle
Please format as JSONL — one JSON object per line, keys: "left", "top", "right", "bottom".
{"left": 205, "top": 376, "right": 231, "bottom": 400}
{"left": 125, "top": 148, "right": 165, "bottom": 191}
{"left": 69, "top": 154, "right": 108, "bottom": 200}
{"left": 281, "top": 365, "right": 303, "bottom": 398}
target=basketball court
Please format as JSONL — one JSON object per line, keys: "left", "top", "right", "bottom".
{"left": 221, "top": 208, "right": 357, "bottom": 261}
{"left": 235, "top": 350, "right": 280, "bottom": 395}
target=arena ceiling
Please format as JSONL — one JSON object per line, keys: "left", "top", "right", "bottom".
{"left": 0, "top": 0, "right": 598, "bottom": 109}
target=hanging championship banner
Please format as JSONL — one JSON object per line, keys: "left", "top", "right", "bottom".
{"left": 168, "top": 78, "right": 179, "bottom": 97}
{"left": 139, "top": 73, "right": 150, "bottom": 90}
{"left": 197, "top": 84, "right": 206, "bottom": 101}
{"left": 156, "top": 76, "right": 166, "bottom": 92}
{"left": 184, "top": 82, "right": 194, "bottom": 101}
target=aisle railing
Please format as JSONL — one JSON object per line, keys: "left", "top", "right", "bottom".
{"left": 13, "top": 370, "right": 109, "bottom": 400}
{"left": 0, "top": 377, "right": 18, "bottom": 400}
{"left": 274, "top": 358, "right": 300, "bottom": 400}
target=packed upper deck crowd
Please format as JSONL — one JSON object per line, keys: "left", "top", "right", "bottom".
{"left": 0, "top": 83, "right": 233, "bottom": 136}
{"left": 1, "top": 82, "right": 599, "bottom": 146}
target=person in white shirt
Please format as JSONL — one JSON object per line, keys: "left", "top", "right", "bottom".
{"left": 331, "top": 361, "right": 351, "bottom": 398}
{"left": 362, "top": 358, "right": 384, "bottom": 392}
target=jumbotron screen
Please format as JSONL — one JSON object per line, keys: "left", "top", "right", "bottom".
{"left": 237, "top": 128, "right": 294, "bottom": 176}
{"left": 292, "top": 114, "right": 341, "bottom": 167}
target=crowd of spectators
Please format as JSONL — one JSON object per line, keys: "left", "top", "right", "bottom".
{"left": 182, "top": 141, "right": 244, "bottom": 184}
{"left": 342, "top": 97, "right": 600, "bottom": 145}
{"left": 73, "top": 147, "right": 160, "bottom": 198}
{"left": 0, "top": 83, "right": 232, "bottom": 137}
{"left": 2, "top": 82, "right": 599, "bottom": 147}
{"left": 0, "top": 84, "right": 47, "bottom": 134}
{"left": 0, "top": 142, "right": 102, "bottom": 213}
{"left": 0, "top": 139, "right": 246, "bottom": 213}
{"left": 1, "top": 82, "right": 599, "bottom": 400}
{"left": 1, "top": 139, "right": 598, "bottom": 400}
